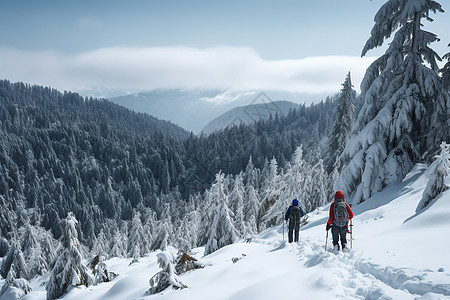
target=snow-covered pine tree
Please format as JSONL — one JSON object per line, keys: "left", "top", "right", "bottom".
{"left": 228, "top": 173, "right": 246, "bottom": 237}
{"left": 442, "top": 44, "right": 450, "bottom": 89}
{"left": 0, "top": 270, "right": 31, "bottom": 300}
{"left": 243, "top": 184, "right": 259, "bottom": 238}
{"left": 282, "top": 146, "right": 306, "bottom": 205}
{"left": 151, "top": 219, "right": 173, "bottom": 252}
{"left": 1, "top": 241, "right": 15, "bottom": 279}
{"left": 10, "top": 241, "right": 28, "bottom": 281}
{"left": 337, "top": 0, "right": 446, "bottom": 205}
{"left": 0, "top": 237, "right": 8, "bottom": 257}
{"left": 128, "top": 210, "right": 144, "bottom": 262}
{"left": 204, "top": 172, "right": 237, "bottom": 256}
{"left": 243, "top": 156, "right": 260, "bottom": 189}
{"left": 327, "top": 72, "right": 356, "bottom": 174}
{"left": 429, "top": 44, "right": 450, "bottom": 149}
{"left": 46, "top": 212, "right": 92, "bottom": 300}
{"left": 109, "top": 227, "right": 127, "bottom": 259}
{"left": 175, "top": 205, "right": 200, "bottom": 253}
{"left": 416, "top": 142, "right": 450, "bottom": 212}
{"left": 27, "top": 242, "right": 47, "bottom": 278}
{"left": 259, "top": 158, "right": 284, "bottom": 230}
{"left": 35, "top": 226, "right": 57, "bottom": 273}
{"left": 305, "top": 159, "right": 329, "bottom": 211}
{"left": 141, "top": 209, "right": 155, "bottom": 255}
{"left": 92, "top": 229, "right": 108, "bottom": 258}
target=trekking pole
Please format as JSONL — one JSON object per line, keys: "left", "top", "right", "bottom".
{"left": 282, "top": 213, "right": 285, "bottom": 242}
{"left": 350, "top": 219, "right": 353, "bottom": 249}
{"left": 325, "top": 230, "right": 328, "bottom": 252}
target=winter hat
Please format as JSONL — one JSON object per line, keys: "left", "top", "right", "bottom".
{"left": 335, "top": 191, "right": 345, "bottom": 202}
{"left": 292, "top": 198, "right": 299, "bottom": 206}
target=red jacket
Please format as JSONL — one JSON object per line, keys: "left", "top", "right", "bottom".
{"left": 327, "top": 191, "right": 353, "bottom": 226}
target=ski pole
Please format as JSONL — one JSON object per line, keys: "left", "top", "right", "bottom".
{"left": 282, "top": 213, "right": 285, "bottom": 242}
{"left": 325, "top": 230, "right": 328, "bottom": 252}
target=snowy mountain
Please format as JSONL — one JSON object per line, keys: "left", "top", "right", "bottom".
{"left": 201, "top": 100, "right": 300, "bottom": 135}
{"left": 14, "top": 164, "right": 450, "bottom": 299}
{"left": 109, "top": 89, "right": 326, "bottom": 133}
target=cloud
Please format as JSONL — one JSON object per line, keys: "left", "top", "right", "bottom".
{"left": 0, "top": 46, "right": 376, "bottom": 98}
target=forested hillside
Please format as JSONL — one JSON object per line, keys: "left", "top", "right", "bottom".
{"left": 0, "top": 78, "right": 368, "bottom": 293}
{"left": 0, "top": 80, "right": 190, "bottom": 243}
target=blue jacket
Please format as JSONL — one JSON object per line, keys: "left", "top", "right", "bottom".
{"left": 285, "top": 199, "right": 304, "bottom": 221}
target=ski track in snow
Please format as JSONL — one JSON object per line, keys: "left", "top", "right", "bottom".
{"left": 235, "top": 231, "right": 450, "bottom": 300}
{"left": 291, "top": 236, "right": 450, "bottom": 300}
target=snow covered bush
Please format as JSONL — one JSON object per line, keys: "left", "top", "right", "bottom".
{"left": 175, "top": 252, "right": 203, "bottom": 275}
{"left": 94, "top": 256, "right": 117, "bottom": 285}
{"left": 46, "top": 212, "right": 93, "bottom": 300}
{"left": 416, "top": 142, "right": 450, "bottom": 212}
{"left": 0, "top": 271, "right": 31, "bottom": 300}
{"left": 147, "top": 250, "right": 187, "bottom": 295}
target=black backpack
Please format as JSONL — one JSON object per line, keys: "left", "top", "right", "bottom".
{"left": 288, "top": 206, "right": 301, "bottom": 225}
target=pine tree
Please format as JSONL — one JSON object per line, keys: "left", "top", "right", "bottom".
{"left": 109, "top": 227, "right": 127, "bottom": 259}
{"left": 259, "top": 158, "right": 285, "bottom": 229}
{"left": 204, "top": 172, "right": 237, "bottom": 256}
{"left": 1, "top": 241, "right": 15, "bottom": 279}
{"left": 92, "top": 229, "right": 108, "bottom": 258}
{"left": 442, "top": 44, "right": 450, "bottom": 89}
{"left": 282, "top": 146, "right": 306, "bottom": 203}
{"left": 416, "top": 142, "right": 450, "bottom": 212}
{"left": 338, "top": 0, "right": 446, "bottom": 205}
{"left": 128, "top": 210, "right": 144, "bottom": 260}
{"left": 327, "top": 73, "right": 356, "bottom": 174}
{"left": 10, "top": 242, "right": 28, "bottom": 280}
{"left": 46, "top": 212, "right": 92, "bottom": 300}
{"left": 306, "top": 159, "right": 329, "bottom": 211}
{"left": 430, "top": 44, "right": 450, "bottom": 149}
{"left": 228, "top": 174, "right": 246, "bottom": 237}
{"left": 243, "top": 185, "right": 259, "bottom": 237}
{"left": 151, "top": 219, "right": 173, "bottom": 252}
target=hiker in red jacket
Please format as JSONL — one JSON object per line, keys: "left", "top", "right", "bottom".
{"left": 326, "top": 191, "right": 353, "bottom": 250}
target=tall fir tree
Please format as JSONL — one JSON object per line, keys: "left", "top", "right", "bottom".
{"left": 259, "top": 158, "right": 284, "bottom": 230}
{"left": 337, "top": 0, "right": 446, "bottom": 205}
{"left": 128, "top": 210, "right": 144, "bottom": 260}
{"left": 228, "top": 173, "right": 246, "bottom": 238}
{"left": 46, "top": 213, "right": 92, "bottom": 300}
{"left": 204, "top": 172, "right": 237, "bottom": 256}
{"left": 327, "top": 72, "right": 356, "bottom": 174}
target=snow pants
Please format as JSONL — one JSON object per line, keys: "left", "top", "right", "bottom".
{"left": 288, "top": 222, "right": 300, "bottom": 243}
{"left": 331, "top": 224, "right": 347, "bottom": 248}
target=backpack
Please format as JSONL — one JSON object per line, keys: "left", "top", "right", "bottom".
{"left": 333, "top": 198, "right": 349, "bottom": 227}
{"left": 289, "top": 206, "right": 301, "bottom": 225}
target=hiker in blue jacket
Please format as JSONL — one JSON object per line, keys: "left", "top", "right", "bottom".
{"left": 285, "top": 199, "right": 304, "bottom": 243}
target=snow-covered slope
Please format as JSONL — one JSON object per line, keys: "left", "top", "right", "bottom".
{"left": 18, "top": 164, "right": 450, "bottom": 299}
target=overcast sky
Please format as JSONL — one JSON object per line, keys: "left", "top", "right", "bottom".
{"left": 0, "top": 0, "right": 449, "bottom": 98}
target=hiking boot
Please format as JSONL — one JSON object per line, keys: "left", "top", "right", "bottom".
{"left": 333, "top": 244, "right": 340, "bottom": 251}
{"left": 342, "top": 243, "right": 346, "bottom": 250}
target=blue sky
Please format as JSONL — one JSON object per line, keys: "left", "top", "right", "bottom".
{"left": 0, "top": 0, "right": 449, "bottom": 98}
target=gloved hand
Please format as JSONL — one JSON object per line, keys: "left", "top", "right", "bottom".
{"left": 326, "top": 224, "right": 331, "bottom": 231}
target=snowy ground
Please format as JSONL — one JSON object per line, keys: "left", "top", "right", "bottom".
{"left": 17, "top": 164, "right": 450, "bottom": 299}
